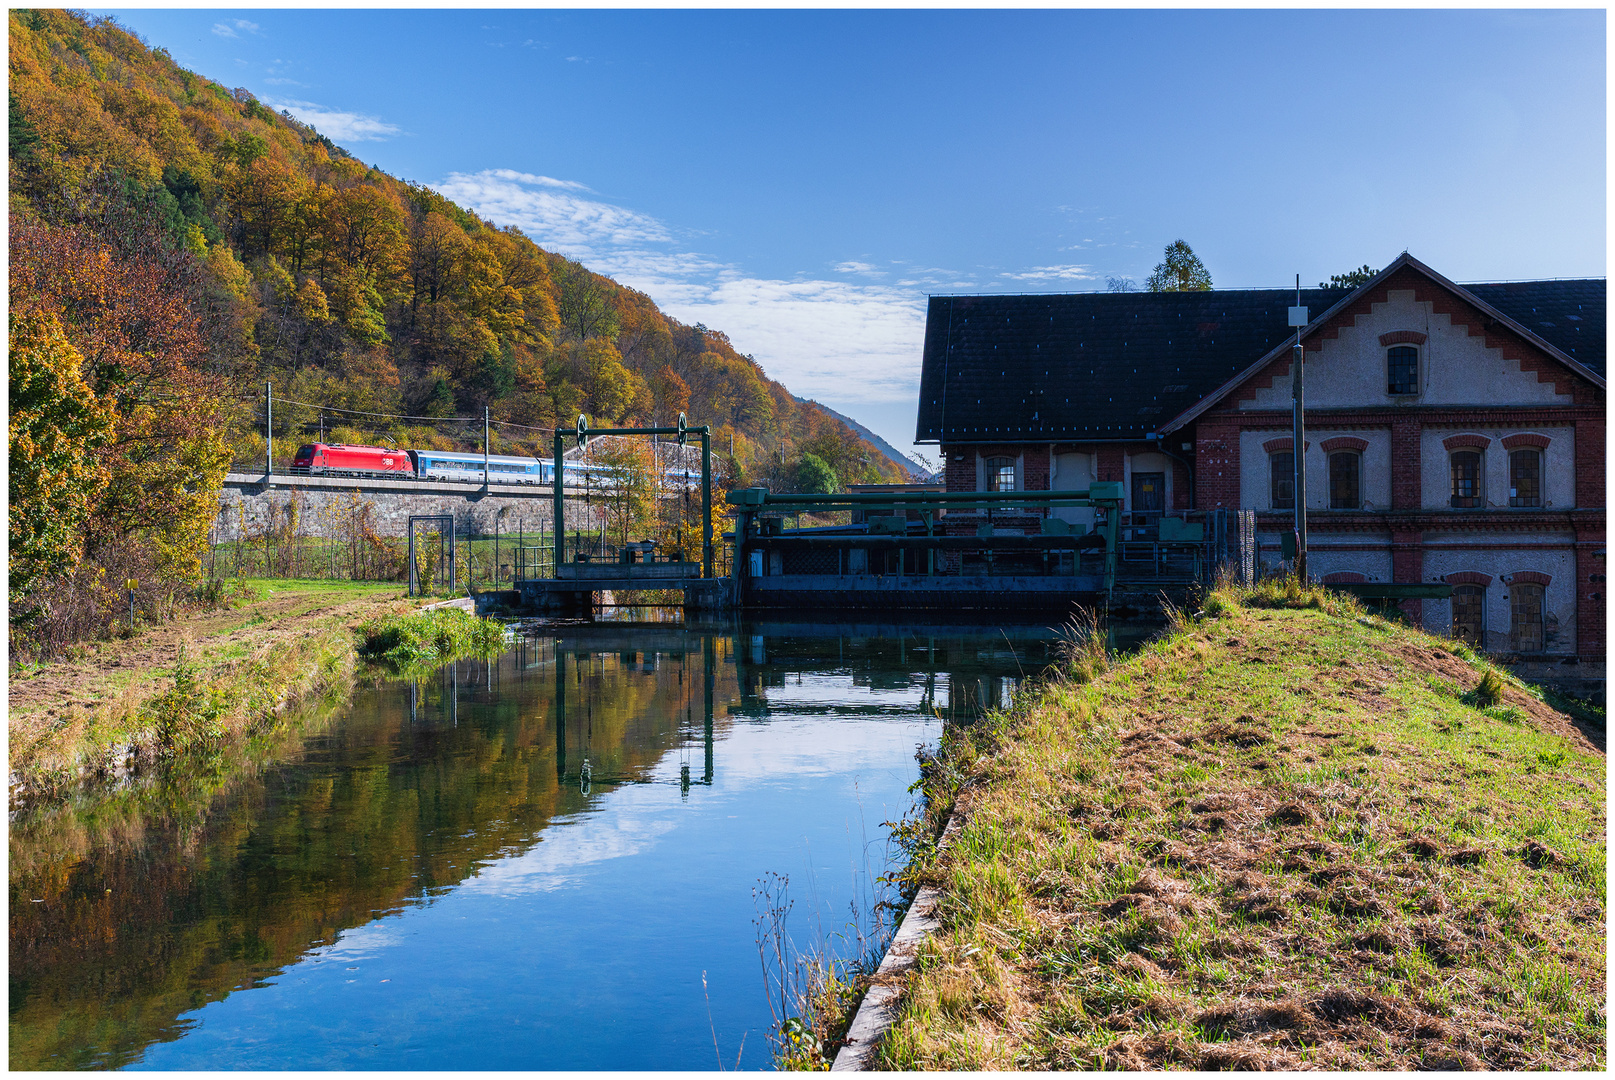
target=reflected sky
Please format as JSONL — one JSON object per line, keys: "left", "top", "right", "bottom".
{"left": 12, "top": 621, "right": 1042, "bottom": 1071}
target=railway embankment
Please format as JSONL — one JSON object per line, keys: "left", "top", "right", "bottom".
{"left": 8, "top": 580, "right": 492, "bottom": 804}
{"left": 865, "top": 580, "right": 1605, "bottom": 1070}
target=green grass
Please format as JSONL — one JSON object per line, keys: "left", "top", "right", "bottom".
{"left": 875, "top": 578, "right": 1605, "bottom": 1070}
{"left": 357, "top": 607, "right": 508, "bottom": 671}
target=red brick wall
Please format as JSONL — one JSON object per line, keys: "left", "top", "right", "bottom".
{"left": 1391, "top": 528, "right": 1424, "bottom": 621}
{"left": 1575, "top": 417, "right": 1604, "bottom": 510}
{"left": 1023, "top": 449, "right": 1050, "bottom": 492}
{"left": 1096, "top": 446, "right": 1124, "bottom": 484}
{"left": 1574, "top": 522, "right": 1605, "bottom": 659}
{"left": 1391, "top": 419, "right": 1421, "bottom": 510}
{"left": 1195, "top": 413, "right": 1240, "bottom": 509}
{"left": 942, "top": 446, "right": 975, "bottom": 494}
{"left": 1171, "top": 457, "right": 1192, "bottom": 510}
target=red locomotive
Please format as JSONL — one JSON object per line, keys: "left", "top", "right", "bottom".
{"left": 290, "top": 443, "right": 414, "bottom": 478}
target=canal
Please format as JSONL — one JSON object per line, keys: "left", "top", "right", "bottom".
{"left": 10, "top": 615, "right": 1062, "bottom": 1070}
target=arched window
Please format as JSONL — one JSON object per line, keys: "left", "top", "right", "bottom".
{"left": 984, "top": 456, "right": 1016, "bottom": 492}
{"left": 1328, "top": 452, "right": 1359, "bottom": 509}
{"left": 1509, "top": 583, "right": 1545, "bottom": 652}
{"left": 1450, "top": 450, "right": 1484, "bottom": 508}
{"left": 1387, "top": 345, "right": 1419, "bottom": 395}
{"left": 1451, "top": 584, "right": 1485, "bottom": 646}
{"left": 1509, "top": 449, "right": 1541, "bottom": 508}
{"left": 1270, "top": 451, "right": 1294, "bottom": 510}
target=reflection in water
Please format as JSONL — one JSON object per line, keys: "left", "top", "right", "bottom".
{"left": 10, "top": 617, "right": 1057, "bottom": 1071}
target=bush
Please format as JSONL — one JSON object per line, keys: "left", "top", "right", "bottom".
{"left": 147, "top": 645, "right": 227, "bottom": 757}
{"left": 357, "top": 607, "right": 506, "bottom": 668}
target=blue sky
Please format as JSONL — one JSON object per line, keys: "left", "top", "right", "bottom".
{"left": 101, "top": 9, "right": 1605, "bottom": 461}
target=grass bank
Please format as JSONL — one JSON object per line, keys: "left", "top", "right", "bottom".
{"left": 874, "top": 582, "right": 1604, "bottom": 1070}
{"left": 8, "top": 581, "right": 504, "bottom": 804}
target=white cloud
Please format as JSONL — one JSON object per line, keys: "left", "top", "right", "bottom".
{"left": 266, "top": 97, "right": 402, "bottom": 142}
{"left": 262, "top": 77, "right": 307, "bottom": 87}
{"left": 434, "top": 169, "right": 928, "bottom": 407}
{"left": 211, "top": 22, "right": 238, "bottom": 38}
{"left": 999, "top": 264, "right": 1099, "bottom": 282}
{"left": 212, "top": 18, "right": 259, "bottom": 38}
{"left": 834, "top": 261, "right": 883, "bottom": 276}
{"left": 435, "top": 169, "right": 670, "bottom": 253}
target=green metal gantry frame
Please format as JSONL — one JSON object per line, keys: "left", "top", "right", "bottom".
{"left": 552, "top": 413, "right": 714, "bottom": 579}
{"left": 725, "top": 483, "right": 1126, "bottom": 598}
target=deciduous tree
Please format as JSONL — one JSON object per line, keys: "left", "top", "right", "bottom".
{"left": 8, "top": 311, "right": 115, "bottom": 604}
{"left": 1145, "top": 240, "right": 1212, "bottom": 292}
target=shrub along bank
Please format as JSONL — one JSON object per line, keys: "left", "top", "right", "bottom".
{"left": 874, "top": 582, "right": 1604, "bottom": 1070}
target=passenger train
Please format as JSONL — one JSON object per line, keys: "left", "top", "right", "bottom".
{"left": 290, "top": 443, "right": 701, "bottom": 486}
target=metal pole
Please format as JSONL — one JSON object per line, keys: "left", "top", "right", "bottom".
{"left": 1292, "top": 273, "right": 1308, "bottom": 582}
{"left": 701, "top": 430, "right": 713, "bottom": 579}
{"left": 553, "top": 430, "right": 565, "bottom": 574}
{"left": 265, "top": 380, "right": 273, "bottom": 483}
{"left": 408, "top": 519, "right": 417, "bottom": 597}
{"left": 484, "top": 406, "right": 490, "bottom": 488}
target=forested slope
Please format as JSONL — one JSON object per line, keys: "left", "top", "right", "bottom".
{"left": 9, "top": 9, "right": 901, "bottom": 648}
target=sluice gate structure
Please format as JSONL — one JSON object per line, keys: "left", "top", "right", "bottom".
{"left": 725, "top": 483, "right": 1222, "bottom": 613}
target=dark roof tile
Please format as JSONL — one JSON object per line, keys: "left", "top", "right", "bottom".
{"left": 915, "top": 278, "right": 1604, "bottom": 443}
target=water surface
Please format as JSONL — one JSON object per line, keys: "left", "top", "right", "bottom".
{"left": 10, "top": 615, "right": 1059, "bottom": 1070}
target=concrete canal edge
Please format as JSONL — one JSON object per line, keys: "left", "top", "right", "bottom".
{"left": 831, "top": 812, "right": 964, "bottom": 1071}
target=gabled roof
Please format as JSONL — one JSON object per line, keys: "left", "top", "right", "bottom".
{"left": 914, "top": 257, "right": 1604, "bottom": 446}
{"left": 1161, "top": 254, "right": 1605, "bottom": 434}
{"left": 914, "top": 287, "right": 1351, "bottom": 443}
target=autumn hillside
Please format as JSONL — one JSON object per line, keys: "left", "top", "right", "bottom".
{"left": 8, "top": 9, "right": 907, "bottom": 653}
{"left": 9, "top": 9, "right": 905, "bottom": 477}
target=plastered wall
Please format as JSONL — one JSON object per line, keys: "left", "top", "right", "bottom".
{"left": 1241, "top": 289, "right": 1571, "bottom": 411}
{"left": 1420, "top": 536, "right": 1578, "bottom": 654}
{"left": 1238, "top": 428, "right": 1393, "bottom": 510}
{"left": 1418, "top": 426, "right": 1576, "bottom": 510}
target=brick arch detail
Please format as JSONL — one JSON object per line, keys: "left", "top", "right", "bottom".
{"left": 1262, "top": 437, "right": 1308, "bottom": 453}
{"left": 1504, "top": 570, "right": 1552, "bottom": 587}
{"left": 1321, "top": 571, "right": 1367, "bottom": 583}
{"left": 1320, "top": 436, "right": 1369, "bottom": 453}
{"left": 1442, "top": 433, "right": 1493, "bottom": 451}
{"left": 1444, "top": 571, "right": 1493, "bottom": 587}
{"left": 1379, "top": 330, "right": 1428, "bottom": 346}
{"left": 1500, "top": 432, "right": 1552, "bottom": 450}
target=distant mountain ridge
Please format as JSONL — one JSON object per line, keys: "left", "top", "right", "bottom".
{"left": 793, "top": 398, "right": 933, "bottom": 480}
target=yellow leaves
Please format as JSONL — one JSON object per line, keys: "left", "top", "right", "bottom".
{"left": 295, "top": 278, "right": 332, "bottom": 324}
{"left": 9, "top": 311, "right": 115, "bottom": 598}
{"left": 207, "top": 244, "right": 250, "bottom": 302}
{"left": 183, "top": 222, "right": 209, "bottom": 257}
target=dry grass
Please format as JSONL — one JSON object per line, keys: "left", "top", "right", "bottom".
{"left": 875, "top": 580, "right": 1605, "bottom": 1070}
{"left": 8, "top": 579, "right": 414, "bottom": 801}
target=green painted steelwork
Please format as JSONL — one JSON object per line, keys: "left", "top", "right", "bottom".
{"left": 725, "top": 484, "right": 1126, "bottom": 600}
{"left": 551, "top": 413, "right": 714, "bottom": 580}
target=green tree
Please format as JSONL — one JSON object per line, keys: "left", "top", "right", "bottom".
{"left": 9, "top": 311, "right": 116, "bottom": 604}
{"left": 1144, "top": 240, "right": 1212, "bottom": 292}
{"left": 1321, "top": 264, "right": 1377, "bottom": 289}
{"left": 10, "top": 90, "right": 39, "bottom": 164}
{"left": 793, "top": 453, "right": 839, "bottom": 495}
{"left": 553, "top": 259, "right": 621, "bottom": 341}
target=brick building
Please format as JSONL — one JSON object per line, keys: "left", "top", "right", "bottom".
{"left": 915, "top": 253, "right": 1605, "bottom": 671}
